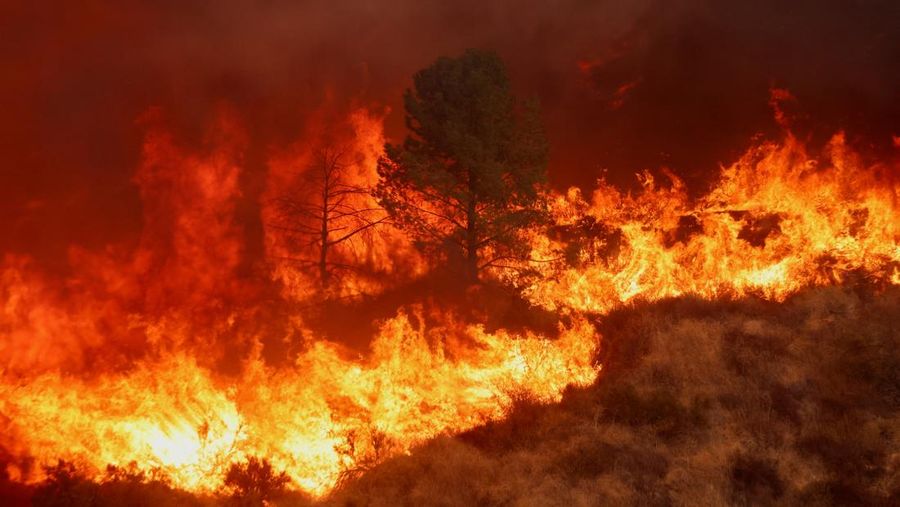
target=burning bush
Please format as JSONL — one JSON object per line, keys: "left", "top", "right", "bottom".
{"left": 31, "top": 461, "right": 206, "bottom": 507}
{"left": 221, "top": 457, "right": 292, "bottom": 506}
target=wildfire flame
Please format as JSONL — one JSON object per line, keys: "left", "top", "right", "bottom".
{"left": 0, "top": 105, "right": 897, "bottom": 497}
{"left": 1, "top": 312, "right": 598, "bottom": 495}
{"left": 519, "top": 132, "right": 899, "bottom": 313}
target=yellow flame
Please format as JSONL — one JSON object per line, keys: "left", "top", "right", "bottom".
{"left": 0, "top": 313, "right": 599, "bottom": 495}
{"left": 519, "top": 133, "right": 899, "bottom": 313}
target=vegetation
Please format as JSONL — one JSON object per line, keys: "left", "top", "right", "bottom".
{"left": 327, "top": 284, "right": 900, "bottom": 506}
{"left": 25, "top": 458, "right": 308, "bottom": 507}
{"left": 20, "top": 284, "right": 897, "bottom": 506}
{"left": 29, "top": 461, "right": 208, "bottom": 507}
{"left": 11, "top": 47, "right": 898, "bottom": 507}
{"left": 376, "top": 49, "right": 549, "bottom": 282}
{"left": 275, "top": 145, "right": 388, "bottom": 291}
{"left": 221, "top": 457, "right": 295, "bottom": 506}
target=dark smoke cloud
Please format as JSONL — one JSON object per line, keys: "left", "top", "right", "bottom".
{"left": 573, "top": 0, "right": 900, "bottom": 191}
{"left": 1, "top": 0, "right": 897, "bottom": 264}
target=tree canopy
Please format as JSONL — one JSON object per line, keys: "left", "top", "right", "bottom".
{"left": 376, "top": 49, "right": 548, "bottom": 282}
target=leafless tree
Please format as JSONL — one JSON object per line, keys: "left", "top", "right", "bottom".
{"left": 273, "top": 146, "right": 388, "bottom": 291}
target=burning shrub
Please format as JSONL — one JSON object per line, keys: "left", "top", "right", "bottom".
{"left": 31, "top": 461, "right": 94, "bottom": 507}
{"left": 31, "top": 460, "right": 205, "bottom": 507}
{"left": 221, "top": 457, "right": 291, "bottom": 506}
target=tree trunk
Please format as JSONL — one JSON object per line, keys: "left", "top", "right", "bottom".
{"left": 320, "top": 176, "right": 330, "bottom": 290}
{"left": 465, "top": 169, "right": 479, "bottom": 283}
{"left": 319, "top": 237, "right": 329, "bottom": 290}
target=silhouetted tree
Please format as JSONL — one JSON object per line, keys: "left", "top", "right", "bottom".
{"left": 376, "top": 49, "right": 549, "bottom": 282}
{"left": 276, "top": 146, "right": 387, "bottom": 291}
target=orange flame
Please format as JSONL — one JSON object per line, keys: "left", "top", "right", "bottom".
{"left": 518, "top": 132, "right": 898, "bottom": 313}
{"left": 263, "top": 109, "right": 424, "bottom": 300}
{"left": 0, "top": 106, "right": 897, "bottom": 498}
{"left": 1, "top": 313, "right": 599, "bottom": 495}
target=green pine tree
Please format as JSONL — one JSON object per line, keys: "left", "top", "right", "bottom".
{"left": 376, "top": 49, "right": 549, "bottom": 282}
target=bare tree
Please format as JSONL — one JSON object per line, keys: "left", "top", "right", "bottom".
{"left": 274, "top": 146, "right": 387, "bottom": 291}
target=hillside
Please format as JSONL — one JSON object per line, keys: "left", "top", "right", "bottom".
{"left": 328, "top": 284, "right": 900, "bottom": 506}
{"left": 16, "top": 283, "right": 899, "bottom": 506}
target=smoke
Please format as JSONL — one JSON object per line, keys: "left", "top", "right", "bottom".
{"left": 1, "top": 0, "right": 897, "bottom": 262}
{"left": 571, "top": 0, "right": 900, "bottom": 191}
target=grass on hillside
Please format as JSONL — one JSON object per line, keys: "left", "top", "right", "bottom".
{"left": 8, "top": 284, "right": 899, "bottom": 506}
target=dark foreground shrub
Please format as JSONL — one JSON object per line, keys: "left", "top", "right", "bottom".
{"left": 31, "top": 461, "right": 204, "bottom": 507}
{"left": 31, "top": 461, "right": 94, "bottom": 507}
{"left": 222, "top": 457, "right": 291, "bottom": 506}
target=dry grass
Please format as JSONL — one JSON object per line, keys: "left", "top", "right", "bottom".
{"left": 19, "top": 284, "right": 900, "bottom": 506}
{"left": 326, "top": 284, "right": 900, "bottom": 506}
